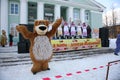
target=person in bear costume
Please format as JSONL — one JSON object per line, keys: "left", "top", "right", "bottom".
{"left": 16, "top": 18, "right": 62, "bottom": 74}
{"left": 0, "top": 30, "right": 7, "bottom": 47}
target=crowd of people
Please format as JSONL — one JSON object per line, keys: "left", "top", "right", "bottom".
{"left": 55, "top": 21, "right": 92, "bottom": 39}
{"left": 0, "top": 21, "right": 91, "bottom": 47}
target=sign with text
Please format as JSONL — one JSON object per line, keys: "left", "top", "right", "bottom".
{"left": 51, "top": 38, "right": 101, "bottom": 52}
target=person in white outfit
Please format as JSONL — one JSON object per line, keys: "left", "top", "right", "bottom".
{"left": 57, "top": 24, "right": 63, "bottom": 39}
{"left": 82, "top": 23, "right": 87, "bottom": 38}
{"left": 63, "top": 22, "right": 70, "bottom": 39}
{"left": 76, "top": 23, "right": 82, "bottom": 38}
{"left": 70, "top": 22, "right": 76, "bottom": 39}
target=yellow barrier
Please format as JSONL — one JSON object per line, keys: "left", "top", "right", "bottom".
{"left": 51, "top": 38, "right": 101, "bottom": 52}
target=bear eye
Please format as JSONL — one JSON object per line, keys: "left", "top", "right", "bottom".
{"left": 39, "top": 22, "right": 44, "bottom": 25}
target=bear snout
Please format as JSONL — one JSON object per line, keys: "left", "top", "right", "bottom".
{"left": 39, "top": 26, "right": 46, "bottom": 31}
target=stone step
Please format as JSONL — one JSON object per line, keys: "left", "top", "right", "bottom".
{"left": 0, "top": 48, "right": 114, "bottom": 67}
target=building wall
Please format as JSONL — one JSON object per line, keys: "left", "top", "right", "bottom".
{"left": 0, "top": 0, "right": 104, "bottom": 45}
{"left": 8, "top": 0, "right": 20, "bottom": 29}
{"left": 90, "top": 11, "right": 103, "bottom": 28}
{"left": 71, "top": 0, "right": 93, "bottom": 6}
{"left": 85, "top": 10, "right": 91, "bottom": 25}
{"left": 0, "top": 0, "right": 8, "bottom": 36}
{"left": 8, "top": 0, "right": 20, "bottom": 44}
{"left": 0, "top": 0, "right": 1, "bottom": 35}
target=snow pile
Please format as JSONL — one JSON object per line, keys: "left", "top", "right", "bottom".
{"left": 109, "top": 39, "right": 116, "bottom": 49}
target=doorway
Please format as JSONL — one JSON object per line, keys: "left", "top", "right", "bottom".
{"left": 28, "top": 2, "right": 37, "bottom": 24}
{"left": 61, "top": 7, "right": 67, "bottom": 21}
{"left": 44, "top": 4, "right": 54, "bottom": 22}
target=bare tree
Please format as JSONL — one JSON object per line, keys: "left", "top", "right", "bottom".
{"left": 111, "top": 4, "right": 117, "bottom": 26}
{"left": 105, "top": 14, "right": 108, "bottom": 26}
{"left": 111, "top": 4, "right": 117, "bottom": 38}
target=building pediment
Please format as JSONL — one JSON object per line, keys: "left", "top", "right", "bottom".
{"left": 38, "top": 0, "right": 105, "bottom": 12}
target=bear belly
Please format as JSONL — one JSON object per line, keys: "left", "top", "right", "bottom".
{"left": 33, "top": 36, "right": 53, "bottom": 60}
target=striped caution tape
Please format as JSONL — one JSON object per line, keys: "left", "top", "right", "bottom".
{"left": 42, "top": 62, "right": 119, "bottom": 80}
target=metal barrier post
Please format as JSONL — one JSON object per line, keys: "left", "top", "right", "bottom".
{"left": 106, "top": 60, "right": 120, "bottom": 80}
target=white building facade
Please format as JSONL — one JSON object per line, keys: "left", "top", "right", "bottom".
{"left": 0, "top": 0, "right": 105, "bottom": 44}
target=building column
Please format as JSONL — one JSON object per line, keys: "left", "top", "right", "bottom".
{"left": 0, "top": 0, "right": 8, "bottom": 35}
{"left": 37, "top": 2, "right": 44, "bottom": 20}
{"left": 67, "top": 6, "right": 73, "bottom": 22}
{"left": 54, "top": 5, "right": 61, "bottom": 20}
{"left": 80, "top": 8, "right": 85, "bottom": 23}
{"left": 20, "top": 0, "right": 27, "bottom": 24}
{"left": 0, "top": 0, "right": 1, "bottom": 35}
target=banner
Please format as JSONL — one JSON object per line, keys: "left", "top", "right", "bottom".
{"left": 51, "top": 38, "right": 101, "bottom": 52}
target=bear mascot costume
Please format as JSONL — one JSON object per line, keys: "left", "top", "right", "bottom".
{"left": 0, "top": 30, "right": 7, "bottom": 47}
{"left": 16, "top": 18, "right": 62, "bottom": 74}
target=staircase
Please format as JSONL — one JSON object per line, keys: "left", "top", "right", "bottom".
{"left": 0, "top": 47, "right": 114, "bottom": 67}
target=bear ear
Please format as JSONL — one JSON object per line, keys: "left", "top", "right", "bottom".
{"left": 44, "top": 20, "right": 50, "bottom": 26}
{"left": 34, "top": 20, "right": 39, "bottom": 26}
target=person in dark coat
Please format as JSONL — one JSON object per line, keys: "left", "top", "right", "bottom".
{"left": 87, "top": 25, "right": 91, "bottom": 38}
{"left": 9, "top": 33, "right": 13, "bottom": 46}
{"left": 114, "top": 34, "right": 120, "bottom": 55}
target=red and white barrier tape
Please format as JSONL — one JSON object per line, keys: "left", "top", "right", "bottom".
{"left": 42, "top": 62, "right": 119, "bottom": 80}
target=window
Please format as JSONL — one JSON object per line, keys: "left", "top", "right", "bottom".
{"left": 28, "top": 2, "right": 37, "bottom": 24}
{"left": 73, "top": 8, "right": 80, "bottom": 20}
{"left": 10, "top": 23, "right": 18, "bottom": 37}
{"left": 44, "top": 4, "right": 54, "bottom": 22}
{"left": 85, "top": 11, "right": 89, "bottom": 21}
{"left": 10, "top": 3, "right": 19, "bottom": 15}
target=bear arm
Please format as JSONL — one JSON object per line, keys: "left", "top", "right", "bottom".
{"left": 46, "top": 18, "right": 62, "bottom": 37}
{"left": 16, "top": 25, "right": 33, "bottom": 39}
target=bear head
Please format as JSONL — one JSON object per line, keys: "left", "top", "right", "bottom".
{"left": 34, "top": 20, "right": 49, "bottom": 35}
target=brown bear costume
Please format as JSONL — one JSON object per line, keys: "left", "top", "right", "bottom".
{"left": 0, "top": 30, "right": 7, "bottom": 47}
{"left": 16, "top": 19, "right": 62, "bottom": 74}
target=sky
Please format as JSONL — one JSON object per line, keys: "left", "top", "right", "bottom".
{"left": 96, "top": 0, "right": 120, "bottom": 12}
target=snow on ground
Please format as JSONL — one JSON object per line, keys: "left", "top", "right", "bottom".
{"left": 109, "top": 39, "right": 117, "bottom": 49}
{"left": 0, "top": 53, "right": 120, "bottom": 80}
{"left": 0, "top": 39, "right": 119, "bottom": 80}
